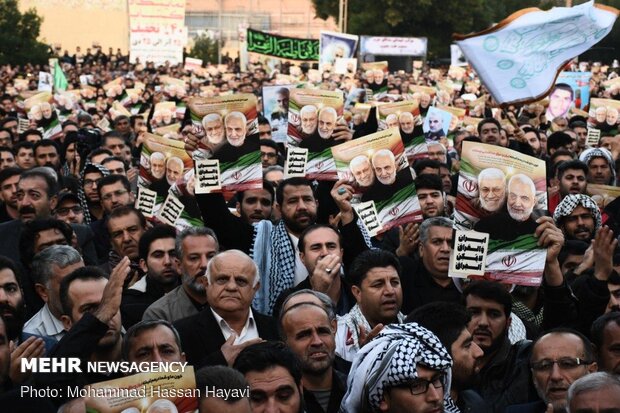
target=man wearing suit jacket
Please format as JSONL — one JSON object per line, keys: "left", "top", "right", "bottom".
{"left": 174, "top": 249, "right": 278, "bottom": 368}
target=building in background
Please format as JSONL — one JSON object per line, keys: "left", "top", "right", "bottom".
{"left": 20, "top": 0, "right": 337, "bottom": 57}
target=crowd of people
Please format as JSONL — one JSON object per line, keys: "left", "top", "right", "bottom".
{"left": 0, "top": 46, "right": 618, "bottom": 412}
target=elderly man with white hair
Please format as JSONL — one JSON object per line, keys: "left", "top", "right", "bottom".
{"left": 349, "top": 155, "right": 375, "bottom": 188}
{"left": 385, "top": 113, "right": 399, "bottom": 130}
{"left": 149, "top": 152, "right": 166, "bottom": 180}
{"left": 201, "top": 113, "right": 225, "bottom": 145}
{"left": 476, "top": 168, "right": 507, "bottom": 214}
{"left": 300, "top": 105, "right": 318, "bottom": 135}
{"left": 224, "top": 111, "right": 248, "bottom": 147}
{"left": 174, "top": 249, "right": 279, "bottom": 368}
{"left": 362, "top": 149, "right": 414, "bottom": 203}
{"left": 475, "top": 173, "right": 543, "bottom": 241}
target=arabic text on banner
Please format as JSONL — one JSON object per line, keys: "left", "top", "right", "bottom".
{"left": 247, "top": 28, "right": 319, "bottom": 61}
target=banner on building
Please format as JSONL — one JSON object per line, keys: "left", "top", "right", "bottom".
{"left": 360, "top": 36, "right": 427, "bottom": 56}
{"left": 128, "top": 0, "right": 187, "bottom": 66}
{"left": 247, "top": 28, "right": 319, "bottom": 61}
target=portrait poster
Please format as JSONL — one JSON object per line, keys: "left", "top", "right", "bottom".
{"left": 556, "top": 71, "right": 592, "bottom": 110}
{"left": 287, "top": 88, "right": 344, "bottom": 180}
{"left": 319, "top": 31, "right": 359, "bottom": 72}
{"left": 186, "top": 94, "right": 262, "bottom": 193}
{"left": 587, "top": 184, "right": 620, "bottom": 210}
{"left": 139, "top": 133, "right": 204, "bottom": 230}
{"left": 84, "top": 367, "right": 197, "bottom": 412}
{"left": 376, "top": 100, "right": 426, "bottom": 163}
{"left": 422, "top": 106, "right": 453, "bottom": 143}
{"left": 451, "top": 142, "right": 548, "bottom": 286}
{"left": 362, "top": 61, "right": 389, "bottom": 94}
{"left": 588, "top": 98, "right": 620, "bottom": 133}
{"left": 334, "top": 58, "right": 358, "bottom": 75}
{"left": 408, "top": 85, "right": 436, "bottom": 97}
{"left": 262, "top": 84, "right": 295, "bottom": 143}
{"left": 331, "top": 128, "right": 421, "bottom": 236}
{"left": 345, "top": 88, "right": 367, "bottom": 110}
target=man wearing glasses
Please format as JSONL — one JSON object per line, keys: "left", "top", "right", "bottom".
{"left": 54, "top": 191, "right": 84, "bottom": 225}
{"left": 340, "top": 323, "right": 453, "bottom": 413}
{"left": 260, "top": 139, "right": 280, "bottom": 169}
{"left": 525, "top": 329, "right": 597, "bottom": 413}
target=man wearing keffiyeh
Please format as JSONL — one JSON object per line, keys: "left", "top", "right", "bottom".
{"left": 553, "top": 194, "right": 602, "bottom": 241}
{"left": 579, "top": 147, "right": 616, "bottom": 186}
{"left": 339, "top": 323, "right": 456, "bottom": 413}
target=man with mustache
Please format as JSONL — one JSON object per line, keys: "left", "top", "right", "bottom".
{"left": 349, "top": 155, "right": 374, "bottom": 188}
{"left": 548, "top": 160, "right": 588, "bottom": 215}
{"left": 174, "top": 250, "right": 278, "bottom": 367}
{"left": 591, "top": 312, "right": 620, "bottom": 375}
{"left": 143, "top": 226, "right": 218, "bottom": 323}
{"left": 553, "top": 194, "right": 600, "bottom": 242}
{"left": 299, "top": 105, "right": 318, "bottom": 136}
{"left": 0, "top": 168, "right": 97, "bottom": 312}
{"left": 196, "top": 177, "right": 368, "bottom": 315}
{"left": 362, "top": 149, "right": 414, "bottom": 204}
{"left": 235, "top": 183, "right": 274, "bottom": 224}
{"left": 475, "top": 174, "right": 542, "bottom": 242}
{"left": 120, "top": 225, "right": 180, "bottom": 329}
{"left": 280, "top": 299, "right": 345, "bottom": 413}
{"left": 0, "top": 167, "right": 21, "bottom": 223}
{"left": 335, "top": 249, "right": 404, "bottom": 362}
{"left": 476, "top": 168, "right": 506, "bottom": 215}
{"left": 201, "top": 113, "right": 225, "bottom": 146}
{"left": 298, "top": 107, "right": 341, "bottom": 154}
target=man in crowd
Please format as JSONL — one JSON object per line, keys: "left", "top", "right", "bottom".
{"left": 121, "top": 225, "right": 180, "bottom": 329}
{"left": 22, "top": 245, "right": 84, "bottom": 342}
{"left": 0, "top": 167, "right": 20, "bottom": 223}
{"left": 548, "top": 160, "right": 588, "bottom": 214}
{"left": 54, "top": 191, "right": 85, "bottom": 225}
{"left": 196, "top": 365, "right": 252, "bottom": 413}
{"left": 415, "top": 174, "right": 446, "bottom": 219}
{"left": 407, "top": 302, "right": 487, "bottom": 412}
{"left": 553, "top": 194, "right": 601, "bottom": 242}
{"left": 143, "top": 227, "right": 218, "bottom": 322}
{"left": 122, "top": 319, "right": 186, "bottom": 364}
{"left": 174, "top": 249, "right": 278, "bottom": 367}
{"left": 235, "top": 183, "right": 274, "bottom": 224}
{"left": 567, "top": 372, "right": 620, "bottom": 412}
{"left": 336, "top": 249, "right": 404, "bottom": 362}
{"left": 591, "top": 312, "right": 620, "bottom": 374}
{"left": 340, "top": 323, "right": 453, "bottom": 413}
{"left": 234, "top": 341, "right": 304, "bottom": 413}
{"left": 579, "top": 147, "right": 616, "bottom": 186}
{"left": 279, "top": 298, "right": 346, "bottom": 413}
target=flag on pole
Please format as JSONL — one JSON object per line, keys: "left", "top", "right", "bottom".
{"left": 453, "top": 1, "right": 618, "bottom": 106}
{"left": 53, "top": 60, "right": 68, "bottom": 91}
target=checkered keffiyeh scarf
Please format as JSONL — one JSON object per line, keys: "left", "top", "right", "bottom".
{"left": 579, "top": 147, "right": 616, "bottom": 185}
{"left": 340, "top": 323, "right": 455, "bottom": 413}
{"left": 553, "top": 194, "right": 602, "bottom": 231}
{"left": 78, "top": 162, "right": 110, "bottom": 224}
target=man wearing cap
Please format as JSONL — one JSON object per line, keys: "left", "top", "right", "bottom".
{"left": 340, "top": 323, "right": 456, "bottom": 413}
{"left": 54, "top": 191, "right": 85, "bottom": 225}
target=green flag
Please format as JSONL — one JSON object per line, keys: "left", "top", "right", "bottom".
{"left": 53, "top": 60, "right": 68, "bottom": 91}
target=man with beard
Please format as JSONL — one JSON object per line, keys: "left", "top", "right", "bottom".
{"left": 478, "top": 118, "right": 502, "bottom": 146}
{"left": 424, "top": 111, "right": 446, "bottom": 142}
{"left": 548, "top": 160, "right": 588, "bottom": 214}
{"left": 407, "top": 302, "right": 487, "bottom": 412}
{"left": 579, "top": 147, "right": 616, "bottom": 186}
{"left": 476, "top": 168, "right": 506, "bottom": 215}
{"left": 336, "top": 249, "right": 405, "bottom": 362}
{"left": 591, "top": 312, "right": 620, "bottom": 375}
{"left": 149, "top": 152, "right": 166, "bottom": 180}
{"left": 105, "top": 206, "right": 146, "bottom": 284}
{"left": 196, "top": 177, "right": 369, "bottom": 315}
{"left": 415, "top": 174, "right": 446, "bottom": 219}
{"left": 464, "top": 220, "right": 574, "bottom": 413}
{"left": 235, "top": 183, "right": 274, "bottom": 224}
{"left": 225, "top": 111, "right": 248, "bottom": 147}
{"left": 0, "top": 167, "right": 20, "bottom": 223}
{"left": 80, "top": 162, "right": 109, "bottom": 222}
{"left": 349, "top": 155, "right": 374, "bottom": 188}
{"left": 33, "top": 140, "right": 61, "bottom": 171}
{"left": 299, "top": 107, "right": 339, "bottom": 153}
{"left": 209, "top": 112, "right": 260, "bottom": 165}
{"left": 299, "top": 105, "right": 318, "bottom": 136}
{"left": 553, "top": 194, "right": 601, "bottom": 242}
{"left": 398, "top": 112, "right": 415, "bottom": 136}
{"left": 475, "top": 174, "right": 541, "bottom": 241}
{"left": 165, "top": 156, "right": 184, "bottom": 185}
{"left": 201, "top": 113, "right": 225, "bottom": 146}
{"left": 385, "top": 113, "right": 399, "bottom": 129}
{"left": 362, "top": 149, "right": 413, "bottom": 203}
{"left": 174, "top": 250, "right": 277, "bottom": 367}
{"left": 280, "top": 301, "right": 345, "bottom": 413}
{"left": 143, "top": 227, "right": 218, "bottom": 322}
{"left": 121, "top": 225, "right": 180, "bottom": 329}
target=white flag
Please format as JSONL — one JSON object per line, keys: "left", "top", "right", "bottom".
{"left": 454, "top": 1, "right": 618, "bottom": 105}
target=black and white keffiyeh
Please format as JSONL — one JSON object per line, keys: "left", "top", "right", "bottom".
{"left": 579, "top": 147, "right": 616, "bottom": 185}
{"left": 553, "top": 194, "right": 602, "bottom": 230}
{"left": 339, "top": 323, "right": 456, "bottom": 413}
{"left": 78, "top": 162, "right": 110, "bottom": 224}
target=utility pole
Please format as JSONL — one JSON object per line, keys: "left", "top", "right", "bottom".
{"left": 338, "top": 0, "right": 348, "bottom": 33}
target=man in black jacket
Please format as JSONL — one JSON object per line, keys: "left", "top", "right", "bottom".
{"left": 174, "top": 250, "right": 278, "bottom": 368}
